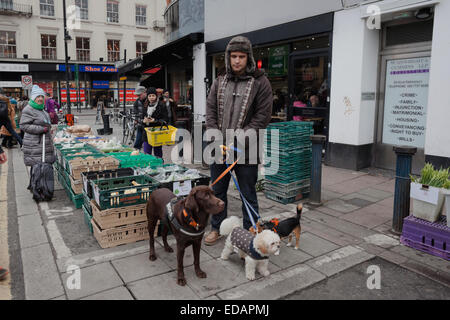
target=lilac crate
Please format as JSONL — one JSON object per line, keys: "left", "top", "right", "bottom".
{"left": 400, "top": 215, "right": 449, "bottom": 261}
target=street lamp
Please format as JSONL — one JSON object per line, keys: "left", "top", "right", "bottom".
{"left": 63, "top": 0, "right": 72, "bottom": 114}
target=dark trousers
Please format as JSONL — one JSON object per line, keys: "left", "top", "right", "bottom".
{"left": 210, "top": 163, "right": 259, "bottom": 231}
{"left": 0, "top": 118, "right": 22, "bottom": 146}
{"left": 143, "top": 142, "right": 162, "bottom": 158}
{"left": 133, "top": 126, "right": 144, "bottom": 149}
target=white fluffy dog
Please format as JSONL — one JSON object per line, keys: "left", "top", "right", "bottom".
{"left": 220, "top": 216, "right": 281, "bottom": 281}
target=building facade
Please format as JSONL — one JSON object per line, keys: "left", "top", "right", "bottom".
{"left": 0, "top": 0, "right": 166, "bottom": 106}
{"left": 202, "top": 0, "right": 450, "bottom": 173}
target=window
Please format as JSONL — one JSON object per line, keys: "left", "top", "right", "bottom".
{"left": 136, "top": 5, "right": 146, "bottom": 26}
{"left": 41, "top": 34, "right": 56, "bottom": 60}
{"left": 0, "top": 31, "right": 16, "bottom": 58}
{"left": 107, "top": 0, "right": 119, "bottom": 23}
{"left": 75, "top": 0, "right": 88, "bottom": 20}
{"left": 136, "top": 41, "right": 147, "bottom": 57}
{"left": 76, "top": 37, "right": 90, "bottom": 61}
{"left": 40, "top": 0, "right": 55, "bottom": 17}
{"left": 0, "top": 1, "right": 13, "bottom": 10}
{"left": 107, "top": 39, "right": 120, "bottom": 61}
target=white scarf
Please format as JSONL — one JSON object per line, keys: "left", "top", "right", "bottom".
{"left": 147, "top": 102, "right": 158, "bottom": 118}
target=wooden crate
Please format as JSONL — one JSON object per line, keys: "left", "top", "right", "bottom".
{"left": 92, "top": 219, "right": 159, "bottom": 249}
{"left": 69, "top": 156, "right": 120, "bottom": 180}
{"left": 69, "top": 174, "right": 84, "bottom": 195}
{"left": 90, "top": 199, "right": 147, "bottom": 229}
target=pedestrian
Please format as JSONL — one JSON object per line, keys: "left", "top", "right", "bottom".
{"left": 0, "top": 138, "right": 7, "bottom": 281}
{"left": 141, "top": 87, "right": 168, "bottom": 158}
{"left": 0, "top": 88, "right": 23, "bottom": 148}
{"left": 132, "top": 86, "right": 148, "bottom": 150}
{"left": 19, "top": 85, "right": 56, "bottom": 189}
{"left": 162, "top": 89, "right": 177, "bottom": 126}
{"left": 17, "top": 96, "right": 29, "bottom": 140}
{"left": 156, "top": 88, "right": 164, "bottom": 102}
{"left": 45, "top": 94, "right": 60, "bottom": 124}
{"left": 204, "top": 36, "right": 273, "bottom": 245}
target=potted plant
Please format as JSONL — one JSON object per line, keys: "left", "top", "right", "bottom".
{"left": 410, "top": 163, "right": 450, "bottom": 223}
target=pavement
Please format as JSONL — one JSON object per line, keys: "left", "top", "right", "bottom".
{"left": 0, "top": 108, "right": 449, "bottom": 300}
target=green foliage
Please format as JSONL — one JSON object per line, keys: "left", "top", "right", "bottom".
{"left": 411, "top": 163, "right": 450, "bottom": 189}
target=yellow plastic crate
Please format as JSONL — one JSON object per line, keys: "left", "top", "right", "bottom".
{"left": 145, "top": 125, "right": 177, "bottom": 147}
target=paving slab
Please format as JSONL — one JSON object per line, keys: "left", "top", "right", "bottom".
{"left": 340, "top": 204, "right": 393, "bottom": 229}
{"left": 322, "top": 166, "right": 367, "bottom": 187}
{"left": 201, "top": 236, "right": 227, "bottom": 259}
{"left": 112, "top": 252, "right": 172, "bottom": 283}
{"left": 300, "top": 218, "right": 362, "bottom": 247}
{"left": 305, "top": 211, "right": 376, "bottom": 239}
{"left": 378, "top": 250, "right": 409, "bottom": 265}
{"left": 270, "top": 244, "right": 312, "bottom": 269}
{"left": 326, "top": 175, "right": 391, "bottom": 195}
{"left": 391, "top": 245, "right": 450, "bottom": 274}
{"left": 292, "top": 232, "right": 340, "bottom": 258}
{"left": 323, "top": 198, "right": 360, "bottom": 213}
{"left": 128, "top": 271, "right": 200, "bottom": 300}
{"left": 321, "top": 189, "right": 344, "bottom": 202}
{"left": 22, "top": 243, "right": 65, "bottom": 300}
{"left": 61, "top": 262, "right": 124, "bottom": 300}
{"left": 16, "top": 195, "right": 40, "bottom": 217}
{"left": 18, "top": 214, "right": 48, "bottom": 249}
{"left": 217, "top": 264, "right": 326, "bottom": 300}
{"left": 357, "top": 188, "right": 393, "bottom": 201}
{"left": 50, "top": 295, "right": 67, "bottom": 300}
{"left": 313, "top": 205, "right": 345, "bottom": 217}
{"left": 376, "top": 196, "right": 395, "bottom": 209}
{"left": 81, "top": 286, "right": 134, "bottom": 300}
{"left": 306, "top": 245, "right": 375, "bottom": 277}
{"left": 372, "top": 179, "right": 396, "bottom": 193}
{"left": 156, "top": 237, "right": 214, "bottom": 270}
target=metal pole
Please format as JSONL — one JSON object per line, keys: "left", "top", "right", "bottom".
{"left": 122, "top": 49, "right": 127, "bottom": 135}
{"left": 309, "top": 135, "right": 326, "bottom": 205}
{"left": 63, "top": 0, "right": 71, "bottom": 114}
{"left": 392, "top": 146, "right": 417, "bottom": 234}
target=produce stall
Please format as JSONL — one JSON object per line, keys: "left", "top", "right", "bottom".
{"left": 53, "top": 125, "right": 210, "bottom": 249}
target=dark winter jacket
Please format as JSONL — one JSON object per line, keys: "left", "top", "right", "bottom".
{"left": 133, "top": 97, "right": 146, "bottom": 125}
{"left": 206, "top": 37, "right": 273, "bottom": 164}
{"left": 20, "top": 104, "right": 55, "bottom": 166}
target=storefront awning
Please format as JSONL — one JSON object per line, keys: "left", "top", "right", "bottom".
{"left": 118, "top": 32, "right": 204, "bottom": 76}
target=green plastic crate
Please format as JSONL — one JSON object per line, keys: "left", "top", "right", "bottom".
{"left": 82, "top": 205, "right": 93, "bottom": 234}
{"left": 91, "top": 175, "right": 160, "bottom": 210}
{"left": 109, "top": 152, "right": 164, "bottom": 168}
{"left": 68, "top": 186, "right": 83, "bottom": 209}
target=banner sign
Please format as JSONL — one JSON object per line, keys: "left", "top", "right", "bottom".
{"left": 61, "top": 89, "right": 86, "bottom": 103}
{"left": 57, "top": 64, "right": 117, "bottom": 73}
{"left": 93, "top": 81, "right": 110, "bottom": 89}
{"left": 382, "top": 57, "right": 430, "bottom": 148}
{"left": 118, "top": 89, "right": 138, "bottom": 102}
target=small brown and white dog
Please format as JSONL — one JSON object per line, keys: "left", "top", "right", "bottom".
{"left": 220, "top": 216, "right": 281, "bottom": 281}
{"left": 250, "top": 204, "right": 302, "bottom": 250}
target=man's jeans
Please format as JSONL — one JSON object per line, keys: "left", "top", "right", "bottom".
{"left": 210, "top": 163, "right": 259, "bottom": 231}
{"left": 0, "top": 118, "right": 22, "bottom": 146}
{"left": 133, "top": 126, "right": 143, "bottom": 149}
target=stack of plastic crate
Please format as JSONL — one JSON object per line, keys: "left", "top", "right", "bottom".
{"left": 263, "top": 121, "right": 313, "bottom": 204}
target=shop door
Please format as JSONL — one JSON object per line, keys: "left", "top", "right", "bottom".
{"left": 375, "top": 53, "right": 430, "bottom": 174}
{"left": 288, "top": 50, "right": 330, "bottom": 138}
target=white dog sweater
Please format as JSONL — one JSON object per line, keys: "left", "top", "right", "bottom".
{"left": 230, "top": 227, "right": 267, "bottom": 260}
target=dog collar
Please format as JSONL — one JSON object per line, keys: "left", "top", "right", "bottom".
{"left": 166, "top": 198, "right": 205, "bottom": 237}
{"left": 249, "top": 240, "right": 268, "bottom": 260}
{"left": 183, "top": 208, "right": 200, "bottom": 230}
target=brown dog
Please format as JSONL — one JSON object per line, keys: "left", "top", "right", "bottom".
{"left": 146, "top": 185, "right": 224, "bottom": 286}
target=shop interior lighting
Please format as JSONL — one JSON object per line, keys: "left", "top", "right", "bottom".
{"left": 415, "top": 7, "right": 433, "bottom": 19}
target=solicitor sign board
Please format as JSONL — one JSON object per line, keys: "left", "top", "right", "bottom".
{"left": 382, "top": 57, "right": 430, "bottom": 148}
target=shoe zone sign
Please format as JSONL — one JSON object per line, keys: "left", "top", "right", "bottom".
{"left": 57, "top": 64, "right": 118, "bottom": 73}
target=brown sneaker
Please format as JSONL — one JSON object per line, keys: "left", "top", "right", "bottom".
{"left": 204, "top": 230, "right": 220, "bottom": 246}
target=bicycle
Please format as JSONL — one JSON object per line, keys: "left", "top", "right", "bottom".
{"left": 120, "top": 111, "right": 139, "bottom": 146}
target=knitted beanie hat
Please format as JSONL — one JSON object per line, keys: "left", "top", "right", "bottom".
{"left": 30, "top": 85, "right": 46, "bottom": 101}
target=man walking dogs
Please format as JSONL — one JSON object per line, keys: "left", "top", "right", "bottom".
{"left": 204, "top": 36, "right": 273, "bottom": 245}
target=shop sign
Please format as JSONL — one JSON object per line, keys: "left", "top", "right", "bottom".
{"left": 382, "top": 57, "right": 430, "bottom": 148}
{"left": 268, "top": 45, "right": 289, "bottom": 77}
{"left": 0, "top": 81, "right": 22, "bottom": 88}
{"left": 0, "top": 63, "right": 28, "bottom": 72}
{"left": 118, "top": 89, "right": 138, "bottom": 102}
{"left": 93, "top": 81, "right": 110, "bottom": 89}
{"left": 80, "top": 65, "right": 117, "bottom": 73}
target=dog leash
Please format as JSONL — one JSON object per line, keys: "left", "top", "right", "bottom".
{"left": 210, "top": 144, "right": 260, "bottom": 231}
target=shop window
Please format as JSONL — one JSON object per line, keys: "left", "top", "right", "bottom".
{"left": 40, "top": 0, "right": 55, "bottom": 17}
{"left": 107, "top": 39, "right": 120, "bottom": 61}
{"left": 107, "top": 0, "right": 119, "bottom": 23}
{"left": 136, "top": 5, "right": 147, "bottom": 26}
{"left": 75, "top": 0, "right": 88, "bottom": 20}
{"left": 41, "top": 34, "right": 56, "bottom": 60}
{"left": 0, "top": 31, "right": 16, "bottom": 58}
{"left": 136, "top": 41, "right": 147, "bottom": 57}
{"left": 76, "top": 37, "right": 90, "bottom": 61}
{"left": 0, "top": 1, "right": 13, "bottom": 10}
